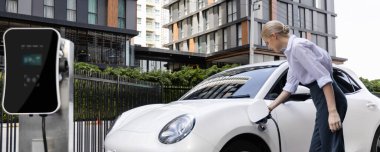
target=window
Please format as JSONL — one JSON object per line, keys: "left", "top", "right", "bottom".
{"left": 137, "top": 18, "right": 141, "bottom": 25}
{"left": 188, "top": 17, "right": 193, "bottom": 35}
{"left": 198, "top": 0, "right": 205, "bottom": 9}
{"left": 179, "top": 21, "right": 183, "bottom": 39}
{"left": 223, "top": 28, "right": 228, "bottom": 49}
{"left": 333, "top": 69, "right": 361, "bottom": 94}
{"left": 178, "top": 2, "right": 182, "bottom": 17}
{"left": 265, "top": 69, "right": 310, "bottom": 101}
{"left": 218, "top": 5, "right": 223, "bottom": 25}
{"left": 197, "top": 14, "right": 201, "bottom": 32}
{"left": 67, "top": 0, "right": 76, "bottom": 21}
{"left": 305, "top": 9, "right": 312, "bottom": 30}
{"left": 137, "top": 4, "right": 141, "bottom": 11}
{"left": 277, "top": 2, "right": 288, "bottom": 25}
{"left": 44, "top": 0, "right": 54, "bottom": 18}
{"left": 182, "top": 66, "right": 277, "bottom": 100}
{"left": 227, "top": 0, "right": 237, "bottom": 22}
{"left": 301, "top": 0, "right": 314, "bottom": 7}
{"left": 155, "top": 0, "right": 160, "bottom": 3}
{"left": 315, "top": 0, "right": 326, "bottom": 10}
{"left": 288, "top": 4, "right": 293, "bottom": 26}
{"left": 299, "top": 7, "right": 305, "bottom": 29}
{"left": 317, "top": 35, "right": 327, "bottom": 50}
{"left": 155, "top": 9, "right": 160, "bottom": 15}
{"left": 237, "top": 24, "right": 242, "bottom": 46}
{"left": 6, "top": 0, "right": 18, "bottom": 13}
{"left": 204, "top": 10, "right": 209, "bottom": 30}
{"left": 118, "top": 0, "right": 126, "bottom": 28}
{"left": 199, "top": 35, "right": 206, "bottom": 53}
{"left": 155, "top": 22, "right": 160, "bottom": 28}
{"left": 184, "top": 0, "right": 188, "bottom": 15}
{"left": 138, "top": 31, "right": 142, "bottom": 37}
{"left": 316, "top": 12, "right": 326, "bottom": 33}
{"left": 155, "top": 35, "right": 160, "bottom": 41}
{"left": 88, "top": 0, "right": 97, "bottom": 24}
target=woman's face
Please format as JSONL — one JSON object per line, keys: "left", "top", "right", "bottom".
{"left": 263, "top": 34, "right": 282, "bottom": 53}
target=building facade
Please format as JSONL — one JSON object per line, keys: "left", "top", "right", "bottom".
{"left": 0, "top": 0, "right": 138, "bottom": 66}
{"left": 133, "top": 0, "right": 169, "bottom": 49}
{"left": 157, "top": 0, "right": 346, "bottom": 66}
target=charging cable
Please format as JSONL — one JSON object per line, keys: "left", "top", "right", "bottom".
{"left": 256, "top": 113, "right": 282, "bottom": 152}
{"left": 40, "top": 114, "right": 48, "bottom": 152}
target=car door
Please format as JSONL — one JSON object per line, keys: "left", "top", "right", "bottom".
{"left": 332, "top": 68, "right": 380, "bottom": 151}
{"left": 265, "top": 70, "right": 316, "bottom": 152}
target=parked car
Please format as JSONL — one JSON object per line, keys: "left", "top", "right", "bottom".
{"left": 104, "top": 60, "right": 380, "bottom": 152}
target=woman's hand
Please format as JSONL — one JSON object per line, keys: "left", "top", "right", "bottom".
{"left": 268, "top": 91, "right": 291, "bottom": 112}
{"left": 328, "top": 110, "right": 342, "bottom": 132}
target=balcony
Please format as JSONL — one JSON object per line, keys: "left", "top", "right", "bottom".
{"left": 146, "top": 21, "right": 155, "bottom": 32}
{"left": 146, "top": 34, "right": 155, "bottom": 44}
{"left": 146, "top": 8, "right": 155, "bottom": 19}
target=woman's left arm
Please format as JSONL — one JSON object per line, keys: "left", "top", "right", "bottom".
{"left": 322, "top": 83, "right": 342, "bottom": 133}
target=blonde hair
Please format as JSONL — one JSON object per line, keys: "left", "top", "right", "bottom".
{"left": 261, "top": 20, "right": 290, "bottom": 39}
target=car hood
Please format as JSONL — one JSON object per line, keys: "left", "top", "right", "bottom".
{"left": 116, "top": 98, "right": 255, "bottom": 132}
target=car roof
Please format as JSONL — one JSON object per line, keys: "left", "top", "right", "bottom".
{"left": 226, "top": 60, "right": 287, "bottom": 71}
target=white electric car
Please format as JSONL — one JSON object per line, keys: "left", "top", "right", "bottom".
{"left": 104, "top": 60, "right": 380, "bottom": 152}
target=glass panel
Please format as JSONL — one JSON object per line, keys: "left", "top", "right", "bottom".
{"left": 6, "top": 0, "right": 18, "bottom": 13}
{"left": 44, "top": 6, "right": 54, "bottom": 18}
{"left": 317, "top": 35, "right": 327, "bottom": 50}
{"left": 67, "top": 0, "right": 76, "bottom": 10}
{"left": 301, "top": 0, "right": 314, "bottom": 7}
{"left": 44, "top": 0, "right": 54, "bottom": 6}
{"left": 88, "top": 14, "right": 97, "bottom": 24}
{"left": 299, "top": 7, "right": 305, "bottom": 29}
{"left": 88, "top": 0, "right": 97, "bottom": 13}
{"left": 277, "top": 2, "right": 287, "bottom": 25}
{"left": 118, "top": 0, "right": 125, "bottom": 17}
{"left": 317, "top": 12, "right": 326, "bottom": 33}
{"left": 305, "top": 9, "right": 312, "bottom": 30}
{"left": 67, "top": 10, "right": 76, "bottom": 21}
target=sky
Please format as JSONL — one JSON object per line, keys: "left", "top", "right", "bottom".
{"left": 335, "top": 0, "right": 380, "bottom": 80}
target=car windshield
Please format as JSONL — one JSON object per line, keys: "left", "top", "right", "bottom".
{"left": 180, "top": 65, "right": 278, "bottom": 100}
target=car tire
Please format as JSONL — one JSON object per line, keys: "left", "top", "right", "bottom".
{"left": 220, "top": 139, "right": 264, "bottom": 152}
{"left": 371, "top": 126, "right": 380, "bottom": 152}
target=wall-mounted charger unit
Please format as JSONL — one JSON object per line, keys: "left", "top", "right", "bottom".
{"left": 2, "top": 28, "right": 62, "bottom": 115}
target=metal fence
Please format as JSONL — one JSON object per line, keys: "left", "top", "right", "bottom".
{"left": 0, "top": 69, "right": 192, "bottom": 152}
{"left": 0, "top": 72, "right": 18, "bottom": 152}
{"left": 73, "top": 70, "right": 191, "bottom": 152}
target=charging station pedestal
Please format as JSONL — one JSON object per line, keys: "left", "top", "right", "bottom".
{"left": 18, "top": 39, "right": 74, "bottom": 152}
{"left": 10, "top": 38, "right": 74, "bottom": 152}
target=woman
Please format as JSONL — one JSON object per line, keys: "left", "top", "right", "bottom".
{"left": 262, "top": 20, "right": 348, "bottom": 152}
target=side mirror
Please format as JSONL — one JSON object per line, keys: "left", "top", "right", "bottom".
{"left": 287, "top": 86, "right": 311, "bottom": 101}
{"left": 247, "top": 100, "right": 270, "bottom": 123}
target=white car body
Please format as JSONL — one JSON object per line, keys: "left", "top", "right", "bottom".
{"left": 105, "top": 61, "right": 380, "bottom": 152}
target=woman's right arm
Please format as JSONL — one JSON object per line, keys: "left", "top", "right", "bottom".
{"left": 268, "top": 90, "right": 291, "bottom": 111}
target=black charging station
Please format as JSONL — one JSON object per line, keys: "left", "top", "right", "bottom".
{"left": 2, "top": 28, "right": 74, "bottom": 152}
{"left": 2, "top": 28, "right": 61, "bottom": 114}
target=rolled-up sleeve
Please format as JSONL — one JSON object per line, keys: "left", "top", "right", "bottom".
{"left": 283, "top": 68, "right": 299, "bottom": 94}
{"left": 293, "top": 44, "right": 332, "bottom": 88}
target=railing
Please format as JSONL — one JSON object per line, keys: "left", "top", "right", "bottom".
{"left": 0, "top": 72, "right": 18, "bottom": 152}
{"left": 0, "top": 69, "right": 192, "bottom": 152}
{"left": 73, "top": 70, "right": 191, "bottom": 152}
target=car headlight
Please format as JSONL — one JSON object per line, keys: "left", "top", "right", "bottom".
{"left": 158, "top": 114, "right": 196, "bottom": 144}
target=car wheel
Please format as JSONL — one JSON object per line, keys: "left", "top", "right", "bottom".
{"left": 371, "top": 126, "right": 380, "bottom": 152}
{"left": 220, "top": 139, "right": 263, "bottom": 152}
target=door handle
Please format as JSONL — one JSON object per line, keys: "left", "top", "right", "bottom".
{"left": 367, "top": 102, "right": 377, "bottom": 109}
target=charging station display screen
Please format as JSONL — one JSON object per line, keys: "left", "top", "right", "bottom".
{"left": 2, "top": 29, "right": 60, "bottom": 114}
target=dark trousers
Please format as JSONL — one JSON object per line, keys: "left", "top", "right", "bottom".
{"left": 305, "top": 79, "right": 348, "bottom": 152}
